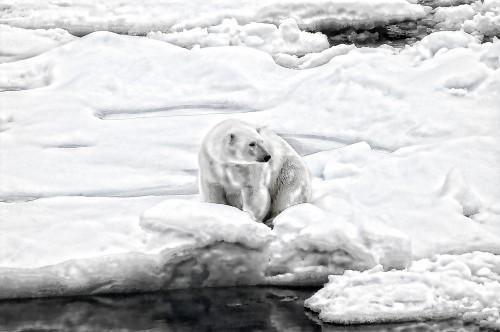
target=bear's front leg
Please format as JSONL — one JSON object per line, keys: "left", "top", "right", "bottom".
{"left": 241, "top": 185, "right": 271, "bottom": 222}
{"left": 202, "top": 182, "right": 228, "bottom": 205}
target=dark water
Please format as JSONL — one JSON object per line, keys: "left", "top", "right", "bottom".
{"left": 320, "top": 19, "right": 435, "bottom": 48}
{"left": 318, "top": 0, "right": 483, "bottom": 48}
{"left": 0, "top": 287, "right": 481, "bottom": 332}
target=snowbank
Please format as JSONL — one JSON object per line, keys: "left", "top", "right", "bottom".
{"left": 0, "top": 0, "right": 426, "bottom": 35}
{"left": 305, "top": 252, "right": 500, "bottom": 329}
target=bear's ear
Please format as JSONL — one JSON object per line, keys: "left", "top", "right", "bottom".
{"left": 228, "top": 133, "right": 236, "bottom": 145}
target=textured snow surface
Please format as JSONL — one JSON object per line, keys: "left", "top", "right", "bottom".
{"left": 305, "top": 252, "right": 500, "bottom": 329}
{"left": 0, "top": 0, "right": 426, "bottom": 35}
{"left": 0, "top": 1, "right": 499, "bottom": 308}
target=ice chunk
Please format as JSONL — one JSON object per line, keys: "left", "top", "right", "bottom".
{"left": 305, "top": 252, "right": 500, "bottom": 329}
{"left": 405, "top": 31, "right": 478, "bottom": 60}
{"left": 434, "top": 5, "right": 475, "bottom": 30}
{"left": 464, "top": 0, "right": 500, "bottom": 37}
{"left": 147, "top": 19, "right": 329, "bottom": 58}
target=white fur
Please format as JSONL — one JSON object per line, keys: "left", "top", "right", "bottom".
{"left": 199, "top": 119, "right": 311, "bottom": 223}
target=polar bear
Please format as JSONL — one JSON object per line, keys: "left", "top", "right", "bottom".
{"left": 198, "top": 119, "right": 311, "bottom": 223}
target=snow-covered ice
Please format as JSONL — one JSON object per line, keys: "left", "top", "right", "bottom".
{"left": 0, "top": 0, "right": 499, "bottom": 328}
{"left": 0, "top": 199, "right": 274, "bottom": 299}
{"left": 1, "top": 28, "right": 499, "bottom": 299}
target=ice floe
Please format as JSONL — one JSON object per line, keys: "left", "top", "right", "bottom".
{"left": 0, "top": 8, "right": 499, "bottom": 324}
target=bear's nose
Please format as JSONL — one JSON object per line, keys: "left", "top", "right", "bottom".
{"left": 263, "top": 155, "right": 271, "bottom": 162}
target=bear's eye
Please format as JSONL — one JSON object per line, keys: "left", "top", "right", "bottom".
{"left": 249, "top": 142, "right": 256, "bottom": 147}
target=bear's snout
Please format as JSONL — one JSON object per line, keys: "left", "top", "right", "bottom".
{"left": 258, "top": 154, "right": 271, "bottom": 162}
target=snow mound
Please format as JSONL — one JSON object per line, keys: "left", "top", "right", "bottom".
{"left": 147, "top": 18, "right": 329, "bottom": 58}
{"left": 0, "top": 0, "right": 427, "bottom": 35}
{"left": 403, "top": 31, "right": 478, "bottom": 60}
{"left": 305, "top": 252, "right": 500, "bottom": 329}
{"left": 434, "top": 4, "right": 475, "bottom": 30}
{"left": 0, "top": 25, "right": 76, "bottom": 64}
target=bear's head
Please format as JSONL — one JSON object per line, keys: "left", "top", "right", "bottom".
{"left": 224, "top": 126, "right": 271, "bottom": 164}
{"left": 205, "top": 119, "right": 272, "bottom": 165}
